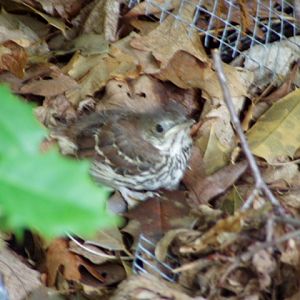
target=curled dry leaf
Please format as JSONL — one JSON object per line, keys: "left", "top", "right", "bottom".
{"left": 0, "top": 40, "right": 27, "bottom": 78}
{"left": 235, "top": 36, "right": 300, "bottom": 91}
{"left": 155, "top": 228, "right": 190, "bottom": 262}
{"left": 180, "top": 210, "right": 251, "bottom": 254}
{"left": 0, "top": 9, "right": 49, "bottom": 55}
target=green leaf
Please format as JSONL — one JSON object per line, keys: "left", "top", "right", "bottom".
{"left": 0, "top": 85, "right": 119, "bottom": 238}
{"left": 0, "top": 85, "right": 46, "bottom": 156}
{"left": 247, "top": 88, "right": 300, "bottom": 163}
{"left": 0, "top": 152, "right": 118, "bottom": 237}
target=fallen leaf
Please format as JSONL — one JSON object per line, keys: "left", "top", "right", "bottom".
{"left": 45, "top": 239, "right": 83, "bottom": 286}
{"left": 180, "top": 210, "right": 249, "bottom": 254}
{"left": 131, "top": 0, "right": 208, "bottom": 69}
{"left": 155, "top": 229, "right": 189, "bottom": 262}
{"left": 237, "top": 36, "right": 300, "bottom": 90}
{"left": 0, "top": 9, "right": 49, "bottom": 55}
{"left": 84, "top": 227, "right": 126, "bottom": 252}
{"left": 64, "top": 40, "right": 140, "bottom": 104}
{"left": 0, "top": 246, "right": 41, "bottom": 300}
{"left": 125, "top": 191, "right": 194, "bottom": 236}
{"left": 248, "top": 88, "right": 300, "bottom": 163}
{"left": 0, "top": 40, "right": 27, "bottom": 78}
{"left": 20, "top": 66, "right": 78, "bottom": 97}
{"left": 187, "top": 161, "right": 248, "bottom": 205}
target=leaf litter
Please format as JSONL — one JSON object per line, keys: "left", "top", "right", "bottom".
{"left": 1, "top": 0, "right": 300, "bottom": 299}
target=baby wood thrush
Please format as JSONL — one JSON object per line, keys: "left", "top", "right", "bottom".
{"left": 53, "top": 103, "right": 194, "bottom": 201}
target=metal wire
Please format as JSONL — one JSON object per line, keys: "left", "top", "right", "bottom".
{"left": 0, "top": 275, "right": 8, "bottom": 300}
{"left": 133, "top": 235, "right": 179, "bottom": 282}
{"left": 139, "top": 0, "right": 300, "bottom": 82}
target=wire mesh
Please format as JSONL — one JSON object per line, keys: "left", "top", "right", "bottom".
{"left": 129, "top": 0, "right": 300, "bottom": 85}
{"left": 131, "top": 0, "right": 300, "bottom": 281}
{"left": 133, "top": 234, "right": 179, "bottom": 282}
{"left": 0, "top": 275, "right": 8, "bottom": 300}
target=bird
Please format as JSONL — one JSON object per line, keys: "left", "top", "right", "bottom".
{"left": 52, "top": 102, "right": 194, "bottom": 202}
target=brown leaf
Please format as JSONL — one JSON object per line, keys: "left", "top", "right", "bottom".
{"left": 82, "top": 262, "right": 126, "bottom": 286}
{"left": 45, "top": 238, "right": 83, "bottom": 286}
{"left": 65, "top": 39, "right": 140, "bottom": 104}
{"left": 180, "top": 210, "right": 250, "bottom": 254}
{"left": 157, "top": 51, "right": 250, "bottom": 99}
{"left": 186, "top": 161, "right": 248, "bottom": 206}
{"left": 20, "top": 72, "right": 78, "bottom": 97}
{"left": 131, "top": 1, "right": 208, "bottom": 69}
{"left": 263, "top": 60, "right": 300, "bottom": 102}
{"left": 0, "top": 41, "right": 28, "bottom": 78}
{"left": 125, "top": 191, "right": 193, "bottom": 236}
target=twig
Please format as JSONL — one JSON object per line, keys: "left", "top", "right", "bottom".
{"left": 67, "top": 233, "right": 133, "bottom": 260}
{"left": 212, "top": 50, "right": 284, "bottom": 215}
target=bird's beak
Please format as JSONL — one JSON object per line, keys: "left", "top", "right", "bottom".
{"left": 165, "top": 119, "right": 195, "bottom": 137}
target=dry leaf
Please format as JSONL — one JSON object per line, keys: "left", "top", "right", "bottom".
{"left": 180, "top": 210, "right": 250, "bottom": 254}
{"left": 84, "top": 227, "right": 126, "bottom": 252}
{"left": 20, "top": 65, "right": 78, "bottom": 97}
{"left": 248, "top": 88, "right": 300, "bottom": 163}
{"left": 64, "top": 40, "right": 140, "bottom": 104}
{"left": 125, "top": 191, "right": 194, "bottom": 236}
{"left": 0, "top": 246, "right": 41, "bottom": 300}
{"left": 82, "top": 0, "right": 120, "bottom": 42}
{"left": 45, "top": 238, "right": 83, "bottom": 286}
{"left": 131, "top": 0, "right": 208, "bottom": 68}
{"left": 186, "top": 161, "right": 248, "bottom": 205}
{"left": 0, "top": 40, "right": 27, "bottom": 78}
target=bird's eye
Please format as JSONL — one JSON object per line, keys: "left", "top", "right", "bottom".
{"left": 155, "top": 124, "right": 164, "bottom": 133}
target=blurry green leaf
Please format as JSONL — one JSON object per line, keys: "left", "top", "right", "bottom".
{"left": 248, "top": 88, "right": 300, "bottom": 162}
{"left": 0, "top": 85, "right": 119, "bottom": 238}
{"left": 0, "top": 85, "right": 46, "bottom": 155}
{"left": 0, "top": 152, "right": 116, "bottom": 237}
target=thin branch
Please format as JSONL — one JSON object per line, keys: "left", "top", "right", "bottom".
{"left": 212, "top": 50, "right": 284, "bottom": 215}
{"left": 67, "top": 233, "right": 133, "bottom": 260}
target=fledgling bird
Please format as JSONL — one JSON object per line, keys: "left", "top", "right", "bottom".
{"left": 52, "top": 103, "right": 194, "bottom": 202}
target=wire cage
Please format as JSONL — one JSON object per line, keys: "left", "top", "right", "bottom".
{"left": 129, "top": 0, "right": 300, "bottom": 89}
{"left": 132, "top": 0, "right": 300, "bottom": 281}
